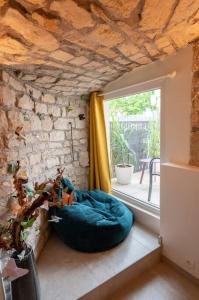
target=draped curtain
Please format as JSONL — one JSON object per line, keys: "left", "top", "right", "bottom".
{"left": 89, "top": 92, "right": 111, "bottom": 193}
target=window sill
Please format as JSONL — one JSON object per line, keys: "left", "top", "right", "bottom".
{"left": 112, "top": 189, "right": 160, "bottom": 234}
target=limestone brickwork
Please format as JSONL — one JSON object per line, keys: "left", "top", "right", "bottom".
{"left": 190, "top": 40, "right": 199, "bottom": 166}
{"left": 0, "top": 0, "right": 199, "bottom": 95}
{"left": 0, "top": 70, "right": 89, "bottom": 257}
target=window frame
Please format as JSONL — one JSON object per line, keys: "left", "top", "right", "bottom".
{"left": 104, "top": 78, "right": 166, "bottom": 222}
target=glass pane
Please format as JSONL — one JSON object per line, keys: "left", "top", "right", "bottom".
{"left": 108, "top": 89, "right": 160, "bottom": 207}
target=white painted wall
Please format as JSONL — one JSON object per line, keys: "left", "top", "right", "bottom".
{"left": 103, "top": 46, "right": 199, "bottom": 279}
{"left": 161, "top": 163, "right": 199, "bottom": 278}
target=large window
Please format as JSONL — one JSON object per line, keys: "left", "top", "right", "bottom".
{"left": 106, "top": 89, "right": 160, "bottom": 208}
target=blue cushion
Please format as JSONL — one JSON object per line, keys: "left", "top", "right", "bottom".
{"left": 50, "top": 188, "right": 133, "bottom": 252}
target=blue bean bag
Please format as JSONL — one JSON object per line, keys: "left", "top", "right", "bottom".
{"left": 49, "top": 179, "right": 133, "bottom": 252}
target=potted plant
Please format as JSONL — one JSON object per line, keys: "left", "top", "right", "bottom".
{"left": 115, "top": 136, "right": 134, "bottom": 185}
{"left": 0, "top": 162, "right": 73, "bottom": 300}
{"left": 110, "top": 115, "right": 134, "bottom": 185}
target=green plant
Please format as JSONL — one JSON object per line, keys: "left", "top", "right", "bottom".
{"left": 110, "top": 113, "right": 135, "bottom": 175}
{"left": 109, "top": 90, "right": 160, "bottom": 175}
{"left": 148, "top": 120, "right": 160, "bottom": 158}
{"left": 109, "top": 91, "right": 156, "bottom": 116}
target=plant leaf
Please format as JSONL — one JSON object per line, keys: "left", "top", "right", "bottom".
{"left": 20, "top": 230, "right": 29, "bottom": 241}
{"left": 21, "top": 218, "right": 35, "bottom": 229}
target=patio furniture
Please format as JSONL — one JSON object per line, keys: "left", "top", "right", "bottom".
{"left": 139, "top": 158, "right": 151, "bottom": 184}
{"left": 148, "top": 158, "right": 160, "bottom": 202}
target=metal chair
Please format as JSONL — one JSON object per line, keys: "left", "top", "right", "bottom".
{"left": 148, "top": 157, "right": 160, "bottom": 202}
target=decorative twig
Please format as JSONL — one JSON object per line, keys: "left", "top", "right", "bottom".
{"left": 1, "top": 162, "right": 74, "bottom": 253}
{"left": 11, "top": 193, "right": 51, "bottom": 252}
{"left": 15, "top": 127, "right": 26, "bottom": 143}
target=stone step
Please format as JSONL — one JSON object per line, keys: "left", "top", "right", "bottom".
{"left": 37, "top": 223, "right": 160, "bottom": 300}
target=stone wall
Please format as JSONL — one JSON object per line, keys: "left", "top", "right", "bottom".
{"left": 0, "top": 0, "right": 199, "bottom": 96}
{"left": 0, "top": 70, "right": 89, "bottom": 257}
{"left": 190, "top": 41, "right": 199, "bottom": 166}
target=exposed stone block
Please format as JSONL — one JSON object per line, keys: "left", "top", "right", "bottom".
{"left": 35, "top": 103, "right": 48, "bottom": 114}
{"left": 73, "top": 129, "right": 87, "bottom": 139}
{"left": 46, "top": 157, "right": 59, "bottom": 168}
{"left": 69, "top": 56, "right": 88, "bottom": 66}
{"left": 0, "top": 111, "right": 8, "bottom": 132}
{"left": 163, "top": 45, "right": 176, "bottom": 55}
{"left": 31, "top": 115, "right": 42, "bottom": 131}
{"left": 32, "top": 12, "right": 59, "bottom": 33}
{"left": 140, "top": 0, "right": 176, "bottom": 31}
{"left": 98, "top": 0, "right": 139, "bottom": 19}
{"left": 26, "top": 85, "right": 42, "bottom": 100}
{"left": 49, "top": 142, "right": 63, "bottom": 149}
{"left": 56, "top": 79, "right": 77, "bottom": 86}
{"left": 9, "top": 77, "right": 25, "bottom": 92}
{"left": 0, "top": 36, "right": 28, "bottom": 55}
{"left": 21, "top": 74, "right": 37, "bottom": 81}
{"left": 190, "top": 41, "right": 199, "bottom": 166}
{"left": 50, "top": 130, "right": 65, "bottom": 141}
{"left": 84, "top": 61, "right": 104, "bottom": 70}
{"left": 36, "top": 76, "right": 57, "bottom": 84}
{"left": 144, "top": 43, "right": 159, "bottom": 57}
{"left": 168, "top": 0, "right": 199, "bottom": 27}
{"left": 7, "top": 110, "right": 31, "bottom": 132}
{"left": 79, "top": 151, "right": 89, "bottom": 167}
{"left": 21, "top": 0, "right": 46, "bottom": 6}
{"left": 75, "top": 118, "right": 86, "bottom": 129}
{"left": 167, "top": 22, "right": 199, "bottom": 48}
{"left": 2, "top": 71, "right": 10, "bottom": 83}
{"left": 0, "top": 0, "right": 7, "bottom": 8}
{"left": 96, "top": 47, "right": 117, "bottom": 59}
{"left": 41, "top": 116, "right": 53, "bottom": 131}
{"left": 50, "top": 0, "right": 95, "bottom": 29}
{"left": 54, "top": 118, "right": 69, "bottom": 130}
{"left": 136, "top": 56, "right": 152, "bottom": 65}
{"left": 89, "top": 24, "right": 123, "bottom": 47}
{"left": 0, "top": 85, "right": 16, "bottom": 107}
{"left": 36, "top": 132, "right": 49, "bottom": 141}
{"left": 17, "top": 94, "right": 34, "bottom": 110}
{"left": 49, "top": 50, "right": 74, "bottom": 62}
{"left": 193, "top": 42, "right": 199, "bottom": 73}
{"left": 48, "top": 104, "right": 61, "bottom": 117}
{"left": 29, "top": 153, "right": 42, "bottom": 165}
{"left": 0, "top": 8, "right": 59, "bottom": 51}
{"left": 31, "top": 163, "right": 43, "bottom": 177}
{"left": 42, "top": 94, "right": 55, "bottom": 103}
{"left": 155, "top": 37, "right": 171, "bottom": 49}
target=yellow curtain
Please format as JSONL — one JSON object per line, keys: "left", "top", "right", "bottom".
{"left": 89, "top": 92, "right": 111, "bottom": 193}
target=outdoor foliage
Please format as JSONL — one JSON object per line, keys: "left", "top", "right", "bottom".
{"left": 110, "top": 114, "right": 136, "bottom": 173}
{"left": 109, "top": 91, "right": 156, "bottom": 116}
{"left": 109, "top": 91, "right": 160, "bottom": 175}
{"left": 148, "top": 120, "right": 160, "bottom": 158}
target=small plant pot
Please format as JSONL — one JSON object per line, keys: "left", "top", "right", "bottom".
{"left": 11, "top": 248, "right": 40, "bottom": 300}
{"left": 115, "top": 164, "right": 134, "bottom": 185}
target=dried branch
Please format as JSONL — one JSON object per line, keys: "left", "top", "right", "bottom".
{"left": 11, "top": 193, "right": 51, "bottom": 252}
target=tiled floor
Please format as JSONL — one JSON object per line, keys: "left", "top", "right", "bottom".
{"left": 109, "top": 262, "right": 199, "bottom": 300}
{"left": 112, "top": 170, "right": 160, "bottom": 207}
{"left": 37, "top": 223, "right": 159, "bottom": 300}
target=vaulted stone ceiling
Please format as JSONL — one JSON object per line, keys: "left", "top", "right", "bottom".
{"left": 0, "top": 0, "right": 199, "bottom": 96}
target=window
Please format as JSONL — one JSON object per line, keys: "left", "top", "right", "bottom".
{"left": 105, "top": 89, "right": 161, "bottom": 209}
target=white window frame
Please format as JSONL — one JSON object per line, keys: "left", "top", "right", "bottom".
{"left": 104, "top": 78, "right": 166, "bottom": 233}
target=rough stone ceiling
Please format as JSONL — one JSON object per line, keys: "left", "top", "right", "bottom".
{"left": 0, "top": 0, "right": 199, "bottom": 96}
